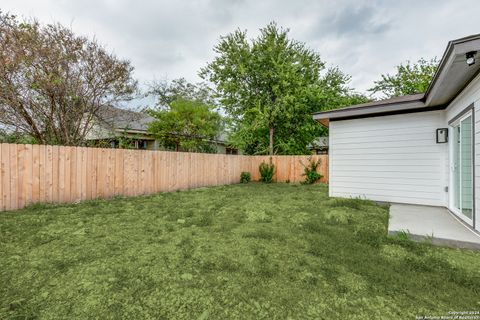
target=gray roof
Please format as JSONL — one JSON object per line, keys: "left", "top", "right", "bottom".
{"left": 308, "top": 136, "right": 328, "bottom": 149}
{"left": 98, "top": 106, "right": 155, "bottom": 132}
{"left": 425, "top": 33, "right": 480, "bottom": 106}
{"left": 312, "top": 93, "right": 424, "bottom": 116}
{"left": 313, "top": 33, "right": 480, "bottom": 125}
{"left": 97, "top": 105, "right": 229, "bottom": 143}
{"left": 312, "top": 93, "right": 427, "bottom": 124}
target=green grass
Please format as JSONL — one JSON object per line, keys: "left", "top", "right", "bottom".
{"left": 1, "top": 183, "right": 479, "bottom": 319}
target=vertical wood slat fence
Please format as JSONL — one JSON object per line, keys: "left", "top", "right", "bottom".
{"left": 0, "top": 143, "right": 328, "bottom": 211}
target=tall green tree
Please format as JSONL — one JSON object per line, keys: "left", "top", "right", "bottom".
{"left": 148, "top": 98, "right": 221, "bottom": 152}
{"left": 148, "top": 77, "right": 215, "bottom": 108}
{"left": 201, "top": 22, "right": 366, "bottom": 155}
{"left": 311, "top": 67, "right": 371, "bottom": 111}
{"left": 369, "top": 58, "right": 439, "bottom": 98}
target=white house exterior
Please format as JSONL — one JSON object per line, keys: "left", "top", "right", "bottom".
{"left": 313, "top": 34, "right": 480, "bottom": 232}
{"left": 328, "top": 110, "right": 447, "bottom": 207}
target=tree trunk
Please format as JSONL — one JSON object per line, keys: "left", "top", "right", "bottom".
{"left": 176, "top": 142, "right": 179, "bottom": 152}
{"left": 269, "top": 127, "right": 274, "bottom": 155}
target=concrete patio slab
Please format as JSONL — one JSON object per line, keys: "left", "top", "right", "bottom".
{"left": 388, "top": 203, "right": 480, "bottom": 250}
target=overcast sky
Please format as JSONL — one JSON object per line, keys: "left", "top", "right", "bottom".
{"left": 2, "top": 0, "right": 479, "bottom": 102}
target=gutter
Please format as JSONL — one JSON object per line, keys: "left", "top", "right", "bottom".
{"left": 423, "top": 41, "right": 455, "bottom": 100}
{"left": 311, "top": 97, "right": 424, "bottom": 117}
{"left": 313, "top": 33, "right": 480, "bottom": 126}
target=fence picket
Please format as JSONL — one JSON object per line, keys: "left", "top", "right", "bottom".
{"left": 0, "top": 143, "right": 328, "bottom": 211}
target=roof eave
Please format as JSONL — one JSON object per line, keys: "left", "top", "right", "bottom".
{"left": 425, "top": 34, "right": 480, "bottom": 106}
{"left": 313, "top": 99, "right": 426, "bottom": 127}
{"left": 313, "top": 33, "right": 480, "bottom": 126}
{"left": 423, "top": 41, "right": 455, "bottom": 102}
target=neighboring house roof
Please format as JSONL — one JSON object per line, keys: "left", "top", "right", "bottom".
{"left": 94, "top": 105, "right": 230, "bottom": 143}
{"left": 308, "top": 136, "right": 328, "bottom": 149}
{"left": 313, "top": 33, "right": 480, "bottom": 127}
{"left": 97, "top": 105, "right": 155, "bottom": 132}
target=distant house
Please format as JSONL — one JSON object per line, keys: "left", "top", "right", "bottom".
{"left": 308, "top": 136, "right": 329, "bottom": 155}
{"left": 86, "top": 105, "right": 239, "bottom": 154}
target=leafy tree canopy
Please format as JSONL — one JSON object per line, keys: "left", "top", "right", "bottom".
{"left": 148, "top": 98, "right": 221, "bottom": 152}
{"left": 148, "top": 78, "right": 215, "bottom": 108}
{"left": 201, "top": 22, "right": 367, "bottom": 155}
{"left": 0, "top": 129, "right": 37, "bottom": 144}
{"left": 368, "top": 57, "right": 439, "bottom": 98}
{"left": 0, "top": 12, "right": 137, "bottom": 145}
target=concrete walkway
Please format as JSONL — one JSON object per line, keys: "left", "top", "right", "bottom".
{"left": 388, "top": 204, "right": 480, "bottom": 250}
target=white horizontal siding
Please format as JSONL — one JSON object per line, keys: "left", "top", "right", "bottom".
{"left": 334, "top": 182, "right": 441, "bottom": 193}
{"left": 329, "top": 192, "right": 441, "bottom": 204}
{"left": 334, "top": 159, "right": 441, "bottom": 166}
{"left": 333, "top": 171, "right": 442, "bottom": 180}
{"left": 330, "top": 111, "right": 447, "bottom": 206}
{"left": 333, "top": 147, "right": 441, "bottom": 156}
{"left": 330, "top": 153, "right": 441, "bottom": 160}
{"left": 334, "top": 176, "right": 442, "bottom": 186}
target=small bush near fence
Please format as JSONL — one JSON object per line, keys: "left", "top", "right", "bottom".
{"left": 301, "top": 157, "right": 323, "bottom": 185}
{"left": 259, "top": 160, "right": 275, "bottom": 183}
{"left": 240, "top": 172, "right": 251, "bottom": 183}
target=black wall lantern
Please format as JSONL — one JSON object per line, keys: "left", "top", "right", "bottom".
{"left": 436, "top": 128, "right": 448, "bottom": 143}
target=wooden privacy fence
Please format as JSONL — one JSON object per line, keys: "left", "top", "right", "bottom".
{"left": 0, "top": 143, "right": 328, "bottom": 211}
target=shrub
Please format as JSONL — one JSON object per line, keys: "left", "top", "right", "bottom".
{"left": 301, "top": 157, "right": 323, "bottom": 184}
{"left": 259, "top": 160, "right": 275, "bottom": 183}
{"left": 395, "top": 230, "right": 412, "bottom": 242}
{"left": 240, "top": 171, "right": 251, "bottom": 183}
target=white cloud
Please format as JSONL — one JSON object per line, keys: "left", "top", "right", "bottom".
{"left": 2, "top": 0, "right": 479, "bottom": 102}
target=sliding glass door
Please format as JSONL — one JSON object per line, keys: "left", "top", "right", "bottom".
{"left": 452, "top": 113, "right": 473, "bottom": 224}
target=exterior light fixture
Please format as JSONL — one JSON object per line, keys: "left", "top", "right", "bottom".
{"left": 466, "top": 51, "right": 476, "bottom": 66}
{"left": 436, "top": 128, "right": 448, "bottom": 143}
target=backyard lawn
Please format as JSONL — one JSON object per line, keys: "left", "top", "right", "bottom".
{"left": 1, "top": 183, "right": 479, "bottom": 319}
